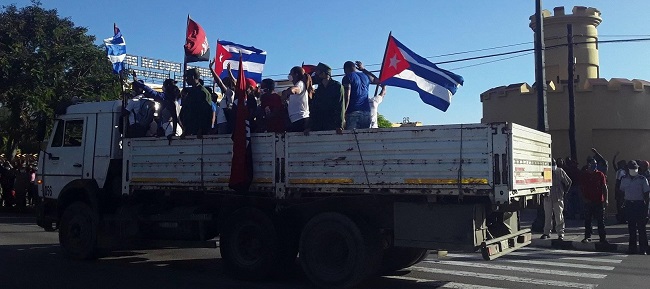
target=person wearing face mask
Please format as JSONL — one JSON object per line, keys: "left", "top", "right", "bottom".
{"left": 283, "top": 66, "right": 313, "bottom": 134}
{"left": 620, "top": 160, "right": 650, "bottom": 254}
{"left": 580, "top": 157, "right": 609, "bottom": 244}
{"left": 541, "top": 158, "right": 572, "bottom": 241}
{"left": 309, "top": 63, "right": 345, "bottom": 132}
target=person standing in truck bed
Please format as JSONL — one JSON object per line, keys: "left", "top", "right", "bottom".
{"left": 179, "top": 68, "right": 213, "bottom": 138}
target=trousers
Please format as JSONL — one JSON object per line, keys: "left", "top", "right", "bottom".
{"left": 544, "top": 197, "right": 565, "bottom": 237}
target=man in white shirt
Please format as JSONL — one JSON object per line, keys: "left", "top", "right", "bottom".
{"left": 370, "top": 85, "right": 386, "bottom": 128}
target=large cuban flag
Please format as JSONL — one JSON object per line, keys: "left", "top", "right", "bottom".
{"left": 379, "top": 35, "right": 464, "bottom": 112}
{"left": 104, "top": 24, "right": 126, "bottom": 74}
{"left": 215, "top": 40, "right": 266, "bottom": 83}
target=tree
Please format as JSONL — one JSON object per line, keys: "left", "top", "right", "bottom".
{"left": 0, "top": 1, "right": 120, "bottom": 158}
{"left": 377, "top": 114, "right": 393, "bottom": 128}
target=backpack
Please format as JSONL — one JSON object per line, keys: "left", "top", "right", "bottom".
{"left": 133, "top": 99, "right": 155, "bottom": 127}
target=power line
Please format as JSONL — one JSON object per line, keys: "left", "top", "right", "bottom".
{"left": 450, "top": 52, "right": 535, "bottom": 70}
{"left": 263, "top": 37, "right": 650, "bottom": 78}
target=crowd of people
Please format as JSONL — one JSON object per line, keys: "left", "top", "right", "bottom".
{"left": 542, "top": 148, "right": 650, "bottom": 255}
{"left": 0, "top": 155, "right": 38, "bottom": 210}
{"left": 122, "top": 60, "right": 388, "bottom": 139}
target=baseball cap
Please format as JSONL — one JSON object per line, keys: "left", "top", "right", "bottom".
{"left": 246, "top": 78, "right": 257, "bottom": 88}
{"left": 628, "top": 160, "right": 639, "bottom": 169}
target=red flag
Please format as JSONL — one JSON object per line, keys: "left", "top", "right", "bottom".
{"left": 184, "top": 16, "right": 210, "bottom": 63}
{"left": 229, "top": 54, "right": 253, "bottom": 192}
{"left": 379, "top": 35, "right": 410, "bottom": 83}
{"left": 302, "top": 63, "right": 317, "bottom": 75}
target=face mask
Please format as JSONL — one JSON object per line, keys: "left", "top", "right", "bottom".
{"left": 287, "top": 74, "right": 293, "bottom": 82}
{"left": 629, "top": 169, "right": 639, "bottom": 177}
{"left": 552, "top": 165, "right": 557, "bottom": 170}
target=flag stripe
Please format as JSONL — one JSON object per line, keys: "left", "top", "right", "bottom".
{"left": 400, "top": 49, "right": 459, "bottom": 94}
{"left": 106, "top": 44, "right": 126, "bottom": 56}
{"left": 218, "top": 40, "right": 267, "bottom": 54}
{"left": 223, "top": 60, "right": 264, "bottom": 74}
{"left": 393, "top": 37, "right": 463, "bottom": 85}
{"left": 383, "top": 70, "right": 453, "bottom": 111}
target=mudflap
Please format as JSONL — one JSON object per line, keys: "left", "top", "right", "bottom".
{"left": 480, "top": 228, "right": 532, "bottom": 260}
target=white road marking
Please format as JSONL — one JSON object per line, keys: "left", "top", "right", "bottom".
{"left": 409, "top": 266, "right": 597, "bottom": 289}
{"left": 423, "top": 260, "right": 607, "bottom": 279}
{"left": 383, "top": 275, "right": 505, "bottom": 289}
{"left": 500, "top": 259, "right": 615, "bottom": 270}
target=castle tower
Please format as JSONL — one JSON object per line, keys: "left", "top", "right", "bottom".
{"left": 530, "top": 6, "right": 602, "bottom": 84}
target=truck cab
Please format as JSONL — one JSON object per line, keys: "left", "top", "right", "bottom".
{"left": 36, "top": 100, "right": 122, "bottom": 232}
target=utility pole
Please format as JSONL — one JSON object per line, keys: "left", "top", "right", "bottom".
{"left": 567, "top": 24, "right": 578, "bottom": 161}
{"left": 531, "top": 0, "right": 548, "bottom": 234}
{"left": 534, "top": 0, "right": 548, "bottom": 132}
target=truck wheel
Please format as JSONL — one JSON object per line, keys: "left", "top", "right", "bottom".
{"left": 299, "top": 212, "right": 382, "bottom": 289}
{"left": 220, "top": 207, "right": 278, "bottom": 281}
{"left": 379, "top": 247, "right": 429, "bottom": 274}
{"left": 59, "top": 202, "right": 98, "bottom": 260}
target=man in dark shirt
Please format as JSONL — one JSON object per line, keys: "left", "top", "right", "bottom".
{"left": 179, "top": 68, "right": 213, "bottom": 138}
{"left": 310, "top": 63, "right": 345, "bottom": 132}
{"left": 580, "top": 157, "right": 609, "bottom": 244}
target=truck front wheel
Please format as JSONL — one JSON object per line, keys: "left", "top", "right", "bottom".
{"left": 220, "top": 207, "right": 278, "bottom": 281}
{"left": 59, "top": 202, "right": 98, "bottom": 260}
{"left": 299, "top": 212, "right": 382, "bottom": 289}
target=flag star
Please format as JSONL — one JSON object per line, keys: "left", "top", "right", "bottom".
{"left": 389, "top": 54, "right": 400, "bottom": 69}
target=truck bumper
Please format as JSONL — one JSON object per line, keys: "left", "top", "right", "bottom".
{"left": 480, "top": 228, "right": 532, "bottom": 260}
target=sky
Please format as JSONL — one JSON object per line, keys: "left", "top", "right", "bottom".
{"left": 7, "top": 0, "right": 650, "bottom": 125}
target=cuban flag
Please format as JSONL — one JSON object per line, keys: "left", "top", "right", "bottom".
{"left": 215, "top": 40, "right": 266, "bottom": 83}
{"left": 379, "top": 35, "right": 464, "bottom": 112}
{"left": 104, "top": 24, "right": 126, "bottom": 74}
{"left": 184, "top": 16, "right": 210, "bottom": 63}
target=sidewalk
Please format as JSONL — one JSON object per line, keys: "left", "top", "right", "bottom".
{"left": 521, "top": 209, "right": 635, "bottom": 254}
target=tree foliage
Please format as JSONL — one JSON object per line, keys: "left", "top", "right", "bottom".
{"left": 0, "top": 1, "right": 120, "bottom": 157}
{"left": 377, "top": 114, "right": 393, "bottom": 128}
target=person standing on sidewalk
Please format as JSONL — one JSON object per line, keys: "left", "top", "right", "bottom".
{"left": 580, "top": 157, "right": 609, "bottom": 244}
{"left": 620, "top": 160, "right": 650, "bottom": 254}
{"left": 541, "top": 158, "right": 572, "bottom": 241}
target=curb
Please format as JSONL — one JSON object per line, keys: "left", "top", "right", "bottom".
{"left": 530, "top": 238, "right": 630, "bottom": 254}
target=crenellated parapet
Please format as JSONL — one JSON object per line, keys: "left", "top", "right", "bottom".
{"left": 481, "top": 78, "right": 650, "bottom": 102}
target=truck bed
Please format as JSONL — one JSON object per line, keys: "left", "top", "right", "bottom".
{"left": 123, "top": 123, "right": 551, "bottom": 204}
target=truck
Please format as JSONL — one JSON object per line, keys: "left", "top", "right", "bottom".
{"left": 36, "top": 100, "right": 552, "bottom": 289}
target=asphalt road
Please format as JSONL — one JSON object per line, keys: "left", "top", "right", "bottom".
{"left": 1, "top": 210, "right": 649, "bottom": 289}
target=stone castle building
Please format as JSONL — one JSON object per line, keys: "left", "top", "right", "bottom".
{"left": 481, "top": 6, "right": 650, "bottom": 180}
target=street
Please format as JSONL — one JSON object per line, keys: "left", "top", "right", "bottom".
{"left": 1, "top": 211, "right": 649, "bottom": 289}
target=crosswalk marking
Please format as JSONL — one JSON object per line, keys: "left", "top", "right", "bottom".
{"left": 383, "top": 275, "right": 505, "bottom": 289}
{"left": 409, "top": 266, "right": 597, "bottom": 289}
{"left": 499, "top": 259, "right": 615, "bottom": 270}
{"left": 560, "top": 256, "right": 623, "bottom": 263}
{"left": 423, "top": 260, "right": 607, "bottom": 279}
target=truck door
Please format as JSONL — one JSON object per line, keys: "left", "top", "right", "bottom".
{"left": 41, "top": 118, "right": 85, "bottom": 199}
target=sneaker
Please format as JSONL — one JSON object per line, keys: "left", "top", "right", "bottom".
{"left": 581, "top": 238, "right": 591, "bottom": 243}
{"left": 557, "top": 236, "right": 564, "bottom": 241}
{"left": 540, "top": 234, "right": 550, "bottom": 240}
{"left": 599, "top": 239, "right": 609, "bottom": 245}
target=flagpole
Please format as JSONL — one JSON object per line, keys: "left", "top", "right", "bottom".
{"left": 116, "top": 22, "right": 128, "bottom": 139}
{"left": 182, "top": 14, "right": 189, "bottom": 91}
{"left": 373, "top": 31, "right": 392, "bottom": 97}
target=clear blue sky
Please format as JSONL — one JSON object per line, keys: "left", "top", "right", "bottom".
{"left": 8, "top": 0, "right": 650, "bottom": 125}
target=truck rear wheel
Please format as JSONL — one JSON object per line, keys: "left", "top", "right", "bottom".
{"left": 379, "top": 247, "right": 429, "bottom": 274}
{"left": 299, "top": 212, "right": 382, "bottom": 289}
{"left": 219, "top": 207, "right": 279, "bottom": 281}
{"left": 59, "top": 202, "right": 98, "bottom": 260}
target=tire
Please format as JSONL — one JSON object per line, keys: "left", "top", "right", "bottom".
{"left": 219, "top": 207, "right": 279, "bottom": 281}
{"left": 58, "top": 202, "right": 98, "bottom": 260}
{"left": 379, "top": 247, "right": 429, "bottom": 274}
{"left": 299, "top": 212, "right": 383, "bottom": 289}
